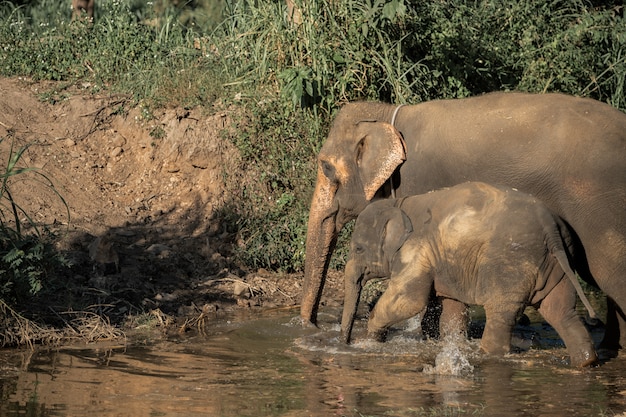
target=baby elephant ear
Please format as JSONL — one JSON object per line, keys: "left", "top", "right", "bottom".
{"left": 382, "top": 207, "right": 413, "bottom": 256}
{"left": 356, "top": 122, "right": 406, "bottom": 201}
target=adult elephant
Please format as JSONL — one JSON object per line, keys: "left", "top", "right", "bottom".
{"left": 301, "top": 92, "right": 626, "bottom": 352}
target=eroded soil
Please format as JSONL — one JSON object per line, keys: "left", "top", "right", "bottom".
{"left": 0, "top": 77, "right": 342, "bottom": 341}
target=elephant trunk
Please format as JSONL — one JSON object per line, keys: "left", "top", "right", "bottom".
{"left": 341, "top": 259, "right": 364, "bottom": 344}
{"left": 301, "top": 171, "right": 339, "bottom": 325}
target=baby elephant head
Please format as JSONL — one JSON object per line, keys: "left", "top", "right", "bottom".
{"left": 341, "top": 203, "right": 413, "bottom": 343}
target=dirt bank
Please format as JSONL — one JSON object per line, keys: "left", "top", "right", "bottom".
{"left": 0, "top": 77, "right": 342, "bottom": 344}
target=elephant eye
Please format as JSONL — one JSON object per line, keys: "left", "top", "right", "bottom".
{"left": 354, "top": 244, "right": 365, "bottom": 255}
{"left": 321, "top": 160, "right": 337, "bottom": 182}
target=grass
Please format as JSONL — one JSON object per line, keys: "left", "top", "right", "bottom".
{"left": 0, "top": 137, "right": 69, "bottom": 303}
{"left": 0, "top": 0, "right": 624, "bottom": 325}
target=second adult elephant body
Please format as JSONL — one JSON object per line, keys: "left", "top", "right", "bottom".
{"left": 301, "top": 92, "right": 626, "bottom": 352}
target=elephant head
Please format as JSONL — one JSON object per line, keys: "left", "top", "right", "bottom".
{"left": 341, "top": 204, "right": 413, "bottom": 343}
{"left": 301, "top": 103, "right": 406, "bottom": 325}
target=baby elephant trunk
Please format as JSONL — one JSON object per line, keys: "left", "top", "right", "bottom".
{"left": 341, "top": 259, "right": 365, "bottom": 344}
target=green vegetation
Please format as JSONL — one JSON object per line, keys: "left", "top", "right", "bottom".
{"left": 0, "top": 0, "right": 624, "bottom": 283}
{"left": 0, "top": 137, "right": 69, "bottom": 304}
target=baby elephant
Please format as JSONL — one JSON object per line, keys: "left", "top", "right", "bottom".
{"left": 341, "top": 182, "right": 598, "bottom": 367}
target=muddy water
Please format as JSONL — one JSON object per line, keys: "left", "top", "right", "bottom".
{"left": 1, "top": 307, "right": 626, "bottom": 417}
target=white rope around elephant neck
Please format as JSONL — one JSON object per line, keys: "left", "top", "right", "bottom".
{"left": 391, "top": 104, "right": 404, "bottom": 128}
{"left": 389, "top": 104, "right": 404, "bottom": 199}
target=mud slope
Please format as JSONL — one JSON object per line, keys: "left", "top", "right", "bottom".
{"left": 0, "top": 77, "right": 342, "bottom": 324}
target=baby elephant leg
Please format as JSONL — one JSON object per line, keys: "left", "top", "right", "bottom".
{"left": 480, "top": 304, "right": 523, "bottom": 356}
{"left": 537, "top": 278, "right": 598, "bottom": 367}
{"left": 421, "top": 296, "right": 468, "bottom": 339}
{"left": 439, "top": 297, "right": 469, "bottom": 338}
{"left": 367, "top": 277, "right": 430, "bottom": 342}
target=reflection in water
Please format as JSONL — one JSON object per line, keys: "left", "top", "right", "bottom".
{"left": 0, "top": 307, "right": 625, "bottom": 417}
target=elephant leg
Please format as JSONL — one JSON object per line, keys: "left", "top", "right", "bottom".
{"left": 480, "top": 304, "right": 521, "bottom": 356}
{"left": 367, "top": 278, "right": 430, "bottom": 342}
{"left": 537, "top": 279, "right": 598, "bottom": 367}
{"left": 421, "top": 296, "right": 469, "bottom": 340}
{"left": 599, "top": 297, "right": 626, "bottom": 354}
{"left": 439, "top": 297, "right": 469, "bottom": 338}
{"left": 421, "top": 289, "right": 442, "bottom": 339}
{"left": 583, "top": 233, "right": 626, "bottom": 353}
{"left": 615, "top": 296, "right": 626, "bottom": 350}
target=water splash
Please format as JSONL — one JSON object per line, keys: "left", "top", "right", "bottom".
{"left": 423, "top": 331, "right": 475, "bottom": 376}
{"left": 404, "top": 315, "right": 422, "bottom": 332}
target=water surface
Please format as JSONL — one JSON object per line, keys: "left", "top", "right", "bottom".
{"left": 1, "top": 307, "right": 625, "bottom": 416}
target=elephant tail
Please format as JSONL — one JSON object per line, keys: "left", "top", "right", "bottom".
{"left": 542, "top": 211, "right": 598, "bottom": 321}
{"left": 552, "top": 249, "right": 598, "bottom": 321}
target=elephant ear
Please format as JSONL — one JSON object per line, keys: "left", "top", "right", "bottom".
{"left": 356, "top": 122, "right": 406, "bottom": 201}
{"left": 381, "top": 207, "right": 413, "bottom": 257}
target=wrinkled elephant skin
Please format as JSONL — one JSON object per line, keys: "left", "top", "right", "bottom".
{"left": 341, "top": 182, "right": 597, "bottom": 367}
{"left": 302, "top": 92, "right": 626, "bottom": 353}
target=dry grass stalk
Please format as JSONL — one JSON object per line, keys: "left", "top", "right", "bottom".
{"left": 0, "top": 300, "right": 126, "bottom": 348}
{"left": 0, "top": 300, "right": 62, "bottom": 348}
{"left": 67, "top": 313, "right": 126, "bottom": 343}
{"left": 179, "top": 303, "right": 215, "bottom": 335}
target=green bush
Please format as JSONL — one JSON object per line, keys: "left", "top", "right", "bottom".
{"left": 0, "top": 229, "right": 60, "bottom": 301}
{"left": 218, "top": 99, "right": 320, "bottom": 272}
{"left": 213, "top": 0, "right": 626, "bottom": 109}
{"left": 0, "top": 0, "right": 224, "bottom": 107}
{"left": 3, "top": 0, "right": 624, "bottom": 109}
{"left": 214, "top": 0, "right": 424, "bottom": 109}
{"left": 0, "top": 138, "right": 69, "bottom": 303}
